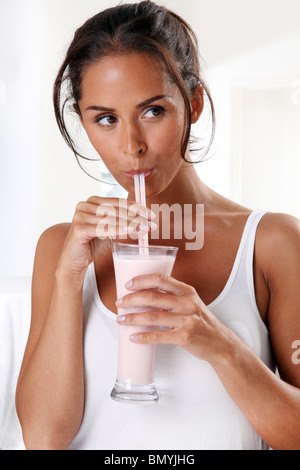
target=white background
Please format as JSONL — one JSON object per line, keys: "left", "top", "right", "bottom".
{"left": 1, "top": 0, "right": 300, "bottom": 277}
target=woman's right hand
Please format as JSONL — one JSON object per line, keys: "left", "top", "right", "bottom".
{"left": 56, "top": 196, "right": 156, "bottom": 280}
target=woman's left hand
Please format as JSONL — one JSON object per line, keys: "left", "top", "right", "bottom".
{"left": 116, "top": 273, "right": 236, "bottom": 365}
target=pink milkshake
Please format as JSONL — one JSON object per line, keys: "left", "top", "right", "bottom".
{"left": 110, "top": 242, "right": 178, "bottom": 403}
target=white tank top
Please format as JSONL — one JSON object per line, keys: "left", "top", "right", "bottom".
{"left": 68, "top": 210, "right": 275, "bottom": 450}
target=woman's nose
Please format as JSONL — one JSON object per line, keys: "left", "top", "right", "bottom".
{"left": 121, "top": 123, "right": 147, "bottom": 158}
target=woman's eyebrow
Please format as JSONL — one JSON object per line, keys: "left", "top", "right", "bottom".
{"left": 136, "top": 94, "right": 172, "bottom": 108}
{"left": 85, "top": 94, "right": 172, "bottom": 112}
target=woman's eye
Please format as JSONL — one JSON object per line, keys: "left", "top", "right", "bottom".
{"left": 143, "top": 106, "right": 166, "bottom": 119}
{"left": 94, "top": 115, "right": 117, "bottom": 126}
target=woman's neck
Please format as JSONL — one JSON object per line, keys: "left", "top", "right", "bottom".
{"left": 148, "top": 163, "right": 210, "bottom": 207}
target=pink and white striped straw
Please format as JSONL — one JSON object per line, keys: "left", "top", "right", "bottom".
{"left": 134, "top": 173, "right": 149, "bottom": 255}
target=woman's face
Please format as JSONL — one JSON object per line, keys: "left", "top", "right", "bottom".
{"left": 78, "top": 52, "right": 188, "bottom": 198}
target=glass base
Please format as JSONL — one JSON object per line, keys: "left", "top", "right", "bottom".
{"left": 110, "top": 379, "right": 159, "bottom": 404}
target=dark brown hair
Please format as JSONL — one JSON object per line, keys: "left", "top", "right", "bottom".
{"left": 53, "top": 0, "right": 215, "bottom": 177}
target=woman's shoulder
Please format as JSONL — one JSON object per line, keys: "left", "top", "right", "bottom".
{"left": 255, "top": 211, "right": 300, "bottom": 276}
{"left": 36, "top": 222, "right": 71, "bottom": 252}
{"left": 257, "top": 211, "right": 300, "bottom": 245}
{"left": 38, "top": 222, "right": 71, "bottom": 242}
{"left": 34, "top": 223, "right": 72, "bottom": 273}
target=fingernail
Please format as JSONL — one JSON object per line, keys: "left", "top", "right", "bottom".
{"left": 117, "top": 315, "right": 126, "bottom": 322}
{"left": 125, "top": 279, "right": 133, "bottom": 288}
{"left": 148, "top": 221, "right": 157, "bottom": 230}
{"left": 115, "top": 297, "right": 123, "bottom": 306}
{"left": 121, "top": 226, "right": 134, "bottom": 233}
{"left": 130, "top": 334, "right": 140, "bottom": 342}
{"left": 147, "top": 209, "right": 156, "bottom": 219}
{"left": 139, "top": 224, "right": 150, "bottom": 233}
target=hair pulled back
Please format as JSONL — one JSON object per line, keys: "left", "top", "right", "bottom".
{"left": 53, "top": 0, "right": 215, "bottom": 174}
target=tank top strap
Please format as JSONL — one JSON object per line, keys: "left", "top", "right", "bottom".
{"left": 233, "top": 209, "right": 269, "bottom": 308}
{"left": 239, "top": 210, "right": 268, "bottom": 260}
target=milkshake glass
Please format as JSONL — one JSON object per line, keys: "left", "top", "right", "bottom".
{"left": 110, "top": 242, "right": 178, "bottom": 403}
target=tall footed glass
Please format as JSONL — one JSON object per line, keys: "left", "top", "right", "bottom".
{"left": 110, "top": 242, "right": 178, "bottom": 404}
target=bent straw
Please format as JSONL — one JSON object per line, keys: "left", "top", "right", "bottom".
{"left": 134, "top": 173, "right": 149, "bottom": 255}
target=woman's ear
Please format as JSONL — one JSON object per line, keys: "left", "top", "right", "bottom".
{"left": 190, "top": 85, "right": 204, "bottom": 124}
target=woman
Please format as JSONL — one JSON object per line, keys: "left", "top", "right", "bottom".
{"left": 16, "top": 1, "right": 300, "bottom": 450}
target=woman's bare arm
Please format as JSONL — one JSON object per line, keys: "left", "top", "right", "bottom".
{"left": 15, "top": 197, "right": 153, "bottom": 450}
{"left": 16, "top": 224, "right": 85, "bottom": 450}
{"left": 207, "top": 213, "right": 300, "bottom": 450}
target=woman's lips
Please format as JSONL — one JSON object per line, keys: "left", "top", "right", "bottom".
{"left": 124, "top": 169, "right": 154, "bottom": 180}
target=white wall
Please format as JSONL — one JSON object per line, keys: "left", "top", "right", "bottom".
{"left": 1, "top": 0, "right": 300, "bottom": 277}
{"left": 0, "top": 0, "right": 42, "bottom": 277}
